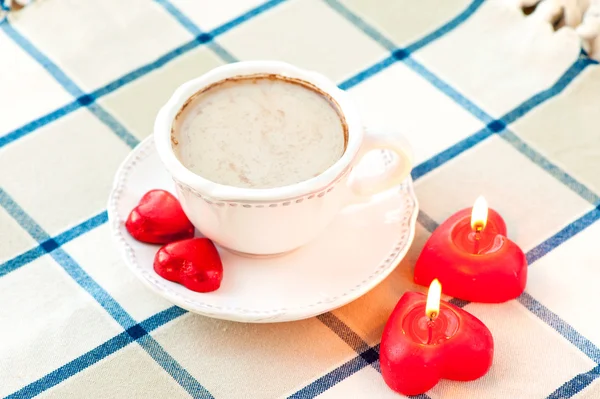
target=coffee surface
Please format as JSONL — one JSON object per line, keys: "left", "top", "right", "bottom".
{"left": 172, "top": 75, "right": 347, "bottom": 189}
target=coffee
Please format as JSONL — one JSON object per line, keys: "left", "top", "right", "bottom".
{"left": 171, "top": 74, "right": 347, "bottom": 189}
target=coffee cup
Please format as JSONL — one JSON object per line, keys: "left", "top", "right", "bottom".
{"left": 154, "top": 61, "right": 413, "bottom": 256}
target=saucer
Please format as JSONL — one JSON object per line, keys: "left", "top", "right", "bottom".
{"left": 107, "top": 137, "right": 419, "bottom": 323}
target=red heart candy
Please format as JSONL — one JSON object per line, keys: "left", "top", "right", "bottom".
{"left": 154, "top": 238, "right": 223, "bottom": 293}
{"left": 126, "top": 189, "right": 194, "bottom": 244}
{"left": 414, "top": 208, "right": 527, "bottom": 303}
{"left": 381, "top": 292, "right": 494, "bottom": 395}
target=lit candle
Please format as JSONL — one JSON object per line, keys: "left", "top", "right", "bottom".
{"left": 413, "top": 197, "right": 527, "bottom": 303}
{"left": 380, "top": 280, "right": 494, "bottom": 396}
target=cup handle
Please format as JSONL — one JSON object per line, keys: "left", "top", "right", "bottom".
{"left": 346, "top": 127, "right": 414, "bottom": 203}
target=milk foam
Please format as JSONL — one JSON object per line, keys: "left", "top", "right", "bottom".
{"left": 171, "top": 75, "right": 347, "bottom": 189}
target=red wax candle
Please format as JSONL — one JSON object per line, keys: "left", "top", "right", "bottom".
{"left": 414, "top": 197, "right": 527, "bottom": 303}
{"left": 380, "top": 280, "right": 494, "bottom": 396}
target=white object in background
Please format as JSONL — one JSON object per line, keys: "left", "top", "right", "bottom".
{"left": 535, "top": 0, "right": 586, "bottom": 26}
{"left": 107, "top": 137, "right": 419, "bottom": 323}
{"left": 1, "top": 0, "right": 34, "bottom": 22}
{"left": 577, "top": 0, "right": 600, "bottom": 56}
{"left": 529, "top": 0, "right": 569, "bottom": 24}
{"left": 507, "top": 0, "right": 600, "bottom": 59}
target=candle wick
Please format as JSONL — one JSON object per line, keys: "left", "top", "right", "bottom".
{"left": 426, "top": 320, "right": 434, "bottom": 345}
{"left": 473, "top": 226, "right": 483, "bottom": 254}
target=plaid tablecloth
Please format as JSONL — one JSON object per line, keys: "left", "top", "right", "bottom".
{"left": 2, "top": 0, "right": 600, "bottom": 398}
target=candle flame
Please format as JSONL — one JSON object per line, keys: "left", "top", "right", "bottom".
{"left": 425, "top": 279, "right": 442, "bottom": 320}
{"left": 470, "top": 196, "right": 488, "bottom": 231}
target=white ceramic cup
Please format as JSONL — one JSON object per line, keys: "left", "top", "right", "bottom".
{"left": 154, "top": 61, "right": 413, "bottom": 256}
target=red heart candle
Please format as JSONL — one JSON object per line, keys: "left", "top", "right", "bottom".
{"left": 154, "top": 238, "right": 223, "bottom": 293}
{"left": 380, "top": 280, "right": 494, "bottom": 396}
{"left": 126, "top": 189, "right": 195, "bottom": 244}
{"left": 414, "top": 196, "right": 527, "bottom": 303}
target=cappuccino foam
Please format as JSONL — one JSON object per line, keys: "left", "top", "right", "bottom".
{"left": 171, "top": 75, "right": 347, "bottom": 189}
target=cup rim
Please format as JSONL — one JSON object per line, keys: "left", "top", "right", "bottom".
{"left": 154, "top": 60, "right": 363, "bottom": 201}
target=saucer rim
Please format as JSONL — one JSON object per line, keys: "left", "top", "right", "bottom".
{"left": 107, "top": 136, "right": 419, "bottom": 323}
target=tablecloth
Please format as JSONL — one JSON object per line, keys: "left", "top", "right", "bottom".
{"left": 1, "top": 0, "right": 600, "bottom": 398}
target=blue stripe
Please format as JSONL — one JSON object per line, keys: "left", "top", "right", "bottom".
{"left": 404, "top": 0, "right": 486, "bottom": 53}
{"left": 417, "top": 210, "right": 440, "bottom": 233}
{"left": 333, "top": 0, "right": 487, "bottom": 91}
{"left": 1, "top": 23, "right": 83, "bottom": 97}
{"left": 6, "top": 306, "right": 188, "bottom": 399}
{"left": 304, "top": 298, "right": 431, "bottom": 396}
{"left": 206, "top": 42, "right": 238, "bottom": 64}
{"left": 448, "top": 298, "right": 470, "bottom": 308}
{"left": 1, "top": 23, "right": 139, "bottom": 148}
{"left": 329, "top": 0, "right": 589, "bottom": 134}
{"left": 409, "top": 57, "right": 593, "bottom": 203}
{"left": 86, "top": 104, "right": 140, "bottom": 148}
{"left": 449, "top": 292, "right": 600, "bottom": 399}
{"left": 328, "top": 0, "right": 598, "bottom": 218}
{"left": 0, "top": 188, "right": 49, "bottom": 242}
{"left": 211, "top": 0, "right": 286, "bottom": 37}
{"left": 137, "top": 334, "right": 214, "bottom": 398}
{"left": 91, "top": 39, "right": 203, "bottom": 101}
{"left": 50, "top": 249, "right": 207, "bottom": 395}
{"left": 409, "top": 57, "right": 595, "bottom": 203}
{"left": 0, "top": 211, "right": 107, "bottom": 277}
{"left": 323, "top": 0, "right": 395, "bottom": 51}
{"left": 53, "top": 211, "right": 108, "bottom": 246}
{"left": 290, "top": 344, "right": 429, "bottom": 399}
{"left": 49, "top": 248, "right": 137, "bottom": 328}
{"left": 411, "top": 126, "right": 494, "bottom": 181}
{"left": 518, "top": 292, "right": 600, "bottom": 363}
{"left": 6, "top": 332, "right": 134, "bottom": 399}
{"left": 0, "top": 190, "right": 209, "bottom": 396}
{"left": 0, "top": 245, "right": 47, "bottom": 277}
{"left": 500, "top": 130, "right": 600, "bottom": 205}
{"left": 338, "top": 54, "right": 396, "bottom": 90}
{"left": 0, "top": 0, "right": 284, "bottom": 149}
{"left": 314, "top": 304, "right": 384, "bottom": 389}
{"left": 526, "top": 205, "right": 600, "bottom": 264}
{"left": 0, "top": 100, "right": 81, "bottom": 148}
{"left": 502, "top": 56, "right": 596, "bottom": 125}
{"left": 139, "top": 305, "right": 189, "bottom": 331}
{"left": 92, "top": 0, "right": 278, "bottom": 101}
{"left": 154, "top": 0, "right": 204, "bottom": 36}
{"left": 546, "top": 365, "right": 600, "bottom": 399}
{"left": 316, "top": 313, "right": 371, "bottom": 354}
{"left": 153, "top": 0, "right": 238, "bottom": 64}
{"left": 402, "top": 57, "right": 493, "bottom": 123}
{"left": 43, "top": 256, "right": 205, "bottom": 396}
{"left": 287, "top": 349, "right": 377, "bottom": 399}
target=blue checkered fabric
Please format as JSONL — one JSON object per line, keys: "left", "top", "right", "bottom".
{"left": 2, "top": 0, "right": 600, "bottom": 398}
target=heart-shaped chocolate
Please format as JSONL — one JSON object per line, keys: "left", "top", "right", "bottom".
{"left": 380, "top": 292, "right": 494, "bottom": 395}
{"left": 414, "top": 208, "right": 527, "bottom": 303}
{"left": 126, "top": 189, "right": 194, "bottom": 244}
{"left": 154, "top": 238, "right": 223, "bottom": 292}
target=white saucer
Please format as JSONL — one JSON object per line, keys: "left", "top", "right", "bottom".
{"left": 108, "top": 137, "right": 419, "bottom": 323}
